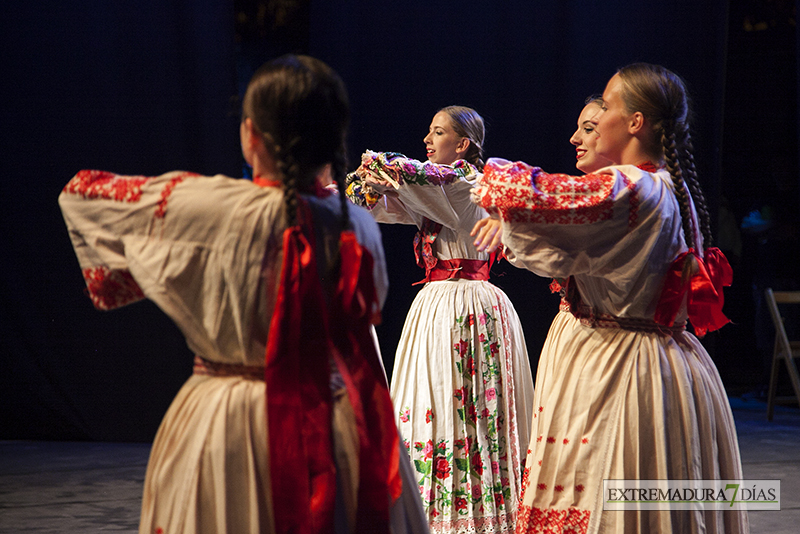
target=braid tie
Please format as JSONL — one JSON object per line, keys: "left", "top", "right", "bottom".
{"left": 662, "top": 129, "right": 696, "bottom": 251}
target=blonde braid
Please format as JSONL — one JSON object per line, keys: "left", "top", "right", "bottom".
{"left": 661, "top": 124, "right": 696, "bottom": 251}
{"left": 678, "top": 128, "right": 713, "bottom": 248}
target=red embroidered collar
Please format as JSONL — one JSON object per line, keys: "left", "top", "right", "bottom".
{"left": 636, "top": 161, "right": 659, "bottom": 173}
{"left": 253, "top": 176, "right": 282, "bottom": 188}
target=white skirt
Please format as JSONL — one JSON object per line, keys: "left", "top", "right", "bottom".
{"left": 516, "top": 310, "right": 749, "bottom": 534}
{"left": 140, "top": 373, "right": 431, "bottom": 534}
{"left": 390, "top": 279, "right": 535, "bottom": 533}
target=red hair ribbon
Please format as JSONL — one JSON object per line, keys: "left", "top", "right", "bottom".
{"left": 265, "top": 200, "right": 398, "bottom": 534}
{"left": 265, "top": 220, "right": 336, "bottom": 534}
{"left": 331, "top": 231, "right": 402, "bottom": 531}
{"left": 654, "top": 247, "right": 733, "bottom": 337}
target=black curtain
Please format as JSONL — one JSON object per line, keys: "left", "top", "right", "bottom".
{"left": 5, "top": 0, "right": 793, "bottom": 442}
{"left": 1, "top": 0, "right": 240, "bottom": 441}
{"left": 307, "top": 0, "right": 732, "bottom": 386}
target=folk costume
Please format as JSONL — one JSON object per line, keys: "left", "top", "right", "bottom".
{"left": 59, "top": 170, "right": 428, "bottom": 534}
{"left": 347, "top": 151, "right": 535, "bottom": 533}
{"left": 474, "top": 159, "right": 747, "bottom": 534}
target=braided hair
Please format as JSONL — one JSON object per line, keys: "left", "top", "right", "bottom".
{"left": 438, "top": 105, "right": 486, "bottom": 171}
{"left": 616, "top": 63, "right": 713, "bottom": 251}
{"left": 241, "top": 54, "right": 351, "bottom": 231}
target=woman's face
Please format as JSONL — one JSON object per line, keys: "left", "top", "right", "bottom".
{"left": 423, "top": 111, "right": 467, "bottom": 165}
{"left": 570, "top": 103, "right": 613, "bottom": 173}
{"left": 593, "top": 73, "right": 632, "bottom": 165}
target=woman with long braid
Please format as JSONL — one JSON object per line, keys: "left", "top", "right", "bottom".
{"left": 472, "top": 63, "right": 747, "bottom": 533}
{"left": 347, "top": 106, "right": 534, "bottom": 533}
{"left": 59, "top": 54, "right": 427, "bottom": 534}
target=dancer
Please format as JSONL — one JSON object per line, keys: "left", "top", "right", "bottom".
{"left": 347, "top": 106, "right": 534, "bottom": 533}
{"left": 472, "top": 64, "right": 748, "bottom": 533}
{"left": 60, "top": 54, "right": 428, "bottom": 534}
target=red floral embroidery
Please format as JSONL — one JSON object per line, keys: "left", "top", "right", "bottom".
{"left": 575, "top": 484, "right": 585, "bottom": 493}
{"left": 433, "top": 456, "right": 451, "bottom": 480}
{"left": 537, "top": 436, "right": 543, "bottom": 443}
{"left": 477, "top": 158, "right": 645, "bottom": 232}
{"left": 82, "top": 266, "right": 145, "bottom": 310}
{"left": 563, "top": 438, "right": 569, "bottom": 445}
{"left": 554, "top": 485, "right": 564, "bottom": 492}
{"left": 538, "top": 406, "right": 544, "bottom": 412}
{"left": 425, "top": 408, "right": 434, "bottom": 423}
{"left": 471, "top": 452, "right": 484, "bottom": 475}
{"left": 413, "top": 217, "right": 442, "bottom": 279}
{"left": 516, "top": 504, "right": 590, "bottom": 534}
{"left": 546, "top": 436, "right": 556, "bottom": 444}
{"left": 64, "top": 170, "right": 148, "bottom": 202}
{"left": 537, "top": 483, "right": 547, "bottom": 491}
{"left": 154, "top": 173, "right": 197, "bottom": 218}
{"left": 581, "top": 438, "right": 589, "bottom": 444}
{"left": 621, "top": 172, "right": 640, "bottom": 228}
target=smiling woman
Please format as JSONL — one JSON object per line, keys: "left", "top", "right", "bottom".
{"left": 569, "top": 96, "right": 613, "bottom": 174}
{"left": 346, "top": 106, "right": 534, "bottom": 534}
{"left": 471, "top": 63, "right": 747, "bottom": 534}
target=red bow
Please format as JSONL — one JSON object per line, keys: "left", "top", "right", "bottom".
{"left": 654, "top": 247, "right": 732, "bottom": 337}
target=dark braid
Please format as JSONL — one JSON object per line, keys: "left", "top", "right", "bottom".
{"left": 242, "top": 54, "right": 351, "bottom": 231}
{"left": 332, "top": 145, "right": 350, "bottom": 231}
{"left": 274, "top": 137, "right": 302, "bottom": 227}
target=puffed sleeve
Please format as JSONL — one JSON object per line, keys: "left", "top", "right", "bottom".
{"left": 59, "top": 170, "right": 285, "bottom": 361}
{"left": 474, "top": 158, "right": 668, "bottom": 280}
{"left": 346, "top": 150, "right": 487, "bottom": 235}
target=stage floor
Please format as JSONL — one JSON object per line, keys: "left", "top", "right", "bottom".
{"left": 1, "top": 396, "right": 798, "bottom": 533}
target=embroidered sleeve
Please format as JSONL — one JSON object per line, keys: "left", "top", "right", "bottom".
{"left": 473, "top": 158, "right": 647, "bottom": 279}
{"left": 346, "top": 150, "right": 476, "bottom": 209}
{"left": 346, "top": 150, "right": 485, "bottom": 234}
{"left": 60, "top": 169, "right": 201, "bottom": 310}
{"left": 475, "top": 158, "right": 619, "bottom": 224}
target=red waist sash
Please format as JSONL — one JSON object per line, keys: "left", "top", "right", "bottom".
{"left": 416, "top": 258, "right": 490, "bottom": 285}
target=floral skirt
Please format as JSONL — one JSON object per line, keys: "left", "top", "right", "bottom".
{"left": 390, "top": 279, "right": 534, "bottom": 533}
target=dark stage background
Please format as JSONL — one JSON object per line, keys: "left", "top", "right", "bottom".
{"left": 2, "top": 1, "right": 798, "bottom": 442}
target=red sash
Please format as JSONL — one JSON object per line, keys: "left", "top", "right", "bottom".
{"left": 264, "top": 200, "right": 399, "bottom": 534}
{"left": 425, "top": 258, "right": 490, "bottom": 282}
